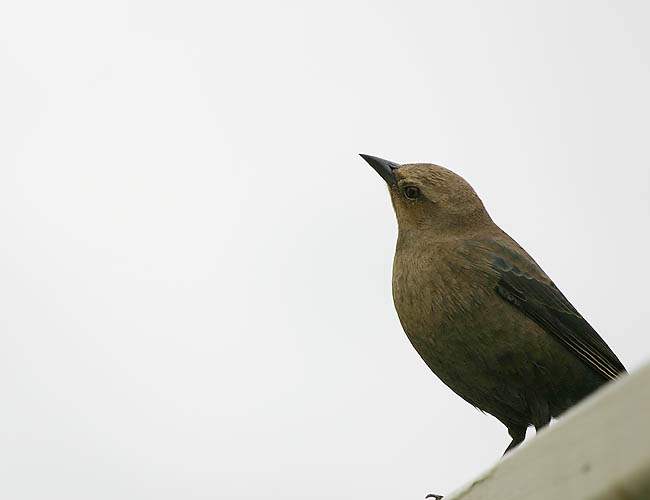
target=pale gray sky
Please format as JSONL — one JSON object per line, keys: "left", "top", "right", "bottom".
{"left": 1, "top": 1, "right": 649, "bottom": 499}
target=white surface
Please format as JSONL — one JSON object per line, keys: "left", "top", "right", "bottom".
{"left": 445, "top": 363, "right": 650, "bottom": 500}
{"left": 1, "top": 2, "right": 649, "bottom": 499}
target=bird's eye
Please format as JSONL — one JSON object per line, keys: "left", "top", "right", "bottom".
{"left": 404, "top": 186, "right": 421, "bottom": 200}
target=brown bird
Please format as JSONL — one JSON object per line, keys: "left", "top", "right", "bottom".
{"left": 360, "top": 154, "right": 626, "bottom": 454}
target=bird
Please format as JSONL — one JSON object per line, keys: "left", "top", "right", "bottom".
{"left": 360, "top": 153, "right": 626, "bottom": 454}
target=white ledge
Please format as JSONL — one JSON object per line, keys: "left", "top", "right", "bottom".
{"left": 444, "top": 361, "right": 650, "bottom": 500}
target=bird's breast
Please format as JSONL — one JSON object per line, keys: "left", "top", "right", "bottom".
{"left": 391, "top": 244, "right": 494, "bottom": 347}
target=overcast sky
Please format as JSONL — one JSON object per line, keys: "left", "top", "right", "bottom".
{"left": 1, "top": 1, "right": 649, "bottom": 499}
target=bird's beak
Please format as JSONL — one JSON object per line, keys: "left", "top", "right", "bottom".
{"left": 359, "top": 154, "right": 400, "bottom": 186}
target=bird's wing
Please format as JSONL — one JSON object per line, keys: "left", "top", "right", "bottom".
{"left": 472, "top": 238, "right": 626, "bottom": 381}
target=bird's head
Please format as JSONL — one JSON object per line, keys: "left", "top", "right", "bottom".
{"left": 360, "top": 154, "right": 493, "bottom": 238}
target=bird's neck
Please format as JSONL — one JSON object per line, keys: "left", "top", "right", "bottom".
{"left": 396, "top": 218, "right": 498, "bottom": 250}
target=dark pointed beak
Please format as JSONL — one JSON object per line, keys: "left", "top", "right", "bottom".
{"left": 359, "top": 154, "right": 400, "bottom": 186}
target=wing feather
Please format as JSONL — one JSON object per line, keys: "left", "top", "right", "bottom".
{"left": 490, "top": 254, "right": 626, "bottom": 380}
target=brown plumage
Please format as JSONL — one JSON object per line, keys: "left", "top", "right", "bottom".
{"left": 360, "top": 154, "right": 626, "bottom": 454}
